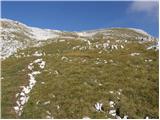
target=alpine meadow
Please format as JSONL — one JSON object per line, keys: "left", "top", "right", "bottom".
{"left": 1, "top": 1, "right": 159, "bottom": 119}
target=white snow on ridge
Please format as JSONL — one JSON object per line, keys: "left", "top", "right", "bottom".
{"left": 0, "top": 18, "right": 29, "bottom": 29}
{"left": 77, "top": 28, "right": 151, "bottom": 38}
{"left": 1, "top": 18, "right": 61, "bottom": 41}
{"left": 129, "top": 28, "right": 149, "bottom": 36}
{"left": 0, "top": 18, "right": 62, "bottom": 60}
{"left": 76, "top": 32, "right": 97, "bottom": 37}
{"left": 29, "top": 27, "right": 60, "bottom": 41}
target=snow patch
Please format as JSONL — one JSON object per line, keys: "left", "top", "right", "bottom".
{"left": 28, "top": 26, "right": 60, "bottom": 41}
{"left": 14, "top": 57, "right": 46, "bottom": 116}
{"left": 77, "top": 32, "right": 96, "bottom": 37}
{"left": 129, "top": 28, "right": 149, "bottom": 36}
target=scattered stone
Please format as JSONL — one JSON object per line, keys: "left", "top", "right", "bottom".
{"left": 109, "top": 101, "right": 115, "bottom": 108}
{"left": 95, "top": 102, "right": 103, "bottom": 112}
{"left": 15, "top": 93, "right": 19, "bottom": 98}
{"left": 99, "top": 51, "right": 102, "bottom": 54}
{"left": 57, "top": 105, "right": 60, "bottom": 109}
{"left": 98, "top": 83, "right": 103, "bottom": 86}
{"left": 104, "top": 60, "right": 108, "bottom": 64}
{"left": 123, "top": 115, "right": 128, "bottom": 119}
{"left": 39, "top": 61, "right": 46, "bottom": 69}
{"left": 59, "top": 39, "right": 65, "bottom": 42}
{"left": 52, "top": 94, "right": 56, "bottom": 98}
{"left": 46, "top": 110, "right": 51, "bottom": 115}
{"left": 109, "top": 60, "right": 113, "bottom": 63}
{"left": 36, "top": 100, "right": 40, "bottom": 105}
{"left": 130, "top": 53, "right": 140, "bottom": 56}
{"left": 109, "top": 91, "right": 114, "bottom": 94}
{"left": 33, "top": 51, "right": 43, "bottom": 57}
{"left": 109, "top": 109, "right": 116, "bottom": 117}
{"left": 46, "top": 115, "right": 54, "bottom": 119}
{"left": 41, "top": 82, "right": 45, "bottom": 84}
{"left": 61, "top": 56, "right": 68, "bottom": 61}
{"left": 44, "top": 101, "right": 50, "bottom": 105}
{"left": 54, "top": 70, "right": 59, "bottom": 75}
{"left": 120, "top": 45, "right": 124, "bottom": 49}
{"left": 83, "top": 116, "right": 90, "bottom": 119}
{"left": 145, "top": 59, "right": 152, "bottom": 62}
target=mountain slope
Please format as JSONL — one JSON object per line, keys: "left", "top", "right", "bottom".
{"left": 0, "top": 18, "right": 158, "bottom": 60}
{"left": 1, "top": 19, "right": 159, "bottom": 119}
{"left": 0, "top": 19, "right": 64, "bottom": 59}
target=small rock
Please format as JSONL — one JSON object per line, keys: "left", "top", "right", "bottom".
{"left": 95, "top": 102, "right": 103, "bottom": 112}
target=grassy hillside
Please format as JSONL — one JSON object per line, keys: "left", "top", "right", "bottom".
{"left": 1, "top": 34, "right": 159, "bottom": 119}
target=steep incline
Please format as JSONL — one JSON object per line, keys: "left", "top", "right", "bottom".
{"left": 1, "top": 19, "right": 159, "bottom": 119}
